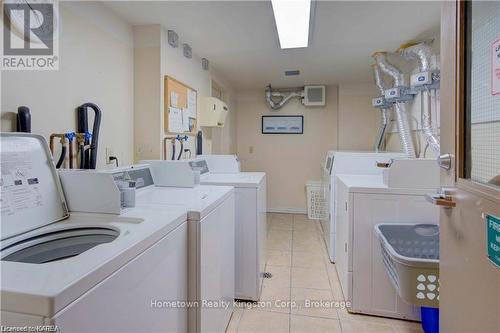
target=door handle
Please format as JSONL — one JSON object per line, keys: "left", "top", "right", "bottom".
{"left": 425, "top": 192, "right": 456, "bottom": 208}
{"left": 437, "top": 153, "right": 453, "bottom": 170}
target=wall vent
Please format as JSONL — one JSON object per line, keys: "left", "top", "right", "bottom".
{"left": 284, "top": 70, "right": 300, "bottom": 76}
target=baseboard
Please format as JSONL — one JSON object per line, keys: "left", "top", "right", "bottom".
{"left": 268, "top": 207, "right": 307, "bottom": 215}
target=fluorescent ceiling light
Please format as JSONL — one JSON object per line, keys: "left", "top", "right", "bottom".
{"left": 271, "top": 0, "right": 311, "bottom": 49}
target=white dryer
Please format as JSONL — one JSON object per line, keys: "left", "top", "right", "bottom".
{"left": 0, "top": 134, "right": 189, "bottom": 332}
{"left": 321, "top": 151, "right": 406, "bottom": 263}
{"left": 112, "top": 164, "right": 235, "bottom": 333}
{"left": 334, "top": 172, "right": 439, "bottom": 320}
{"left": 146, "top": 156, "right": 267, "bottom": 302}
{"left": 196, "top": 156, "right": 266, "bottom": 302}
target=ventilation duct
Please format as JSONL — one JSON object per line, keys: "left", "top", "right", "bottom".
{"left": 372, "top": 52, "right": 416, "bottom": 158}
{"left": 399, "top": 41, "right": 440, "bottom": 157}
{"left": 265, "top": 85, "right": 304, "bottom": 111}
{"left": 371, "top": 64, "right": 391, "bottom": 152}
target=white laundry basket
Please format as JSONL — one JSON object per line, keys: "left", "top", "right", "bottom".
{"left": 306, "top": 181, "right": 327, "bottom": 220}
{"left": 375, "top": 223, "right": 440, "bottom": 308}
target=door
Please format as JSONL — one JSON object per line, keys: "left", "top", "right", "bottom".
{"left": 439, "top": 2, "right": 500, "bottom": 332}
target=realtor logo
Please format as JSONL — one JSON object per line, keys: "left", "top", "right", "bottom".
{"left": 2, "top": 0, "right": 59, "bottom": 70}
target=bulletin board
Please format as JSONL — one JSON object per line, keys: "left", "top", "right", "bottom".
{"left": 164, "top": 75, "right": 197, "bottom": 135}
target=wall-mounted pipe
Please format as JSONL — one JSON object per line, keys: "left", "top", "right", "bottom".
{"left": 372, "top": 52, "right": 416, "bottom": 158}
{"left": 265, "top": 85, "right": 303, "bottom": 110}
{"left": 399, "top": 41, "right": 440, "bottom": 157}
{"left": 371, "top": 64, "right": 391, "bottom": 152}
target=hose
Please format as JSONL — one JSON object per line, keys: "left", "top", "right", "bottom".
{"left": 77, "top": 103, "right": 102, "bottom": 169}
{"left": 177, "top": 141, "right": 184, "bottom": 160}
{"left": 56, "top": 146, "right": 67, "bottom": 169}
{"left": 171, "top": 140, "right": 176, "bottom": 160}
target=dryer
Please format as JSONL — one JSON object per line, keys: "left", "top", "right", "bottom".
{"left": 320, "top": 151, "right": 406, "bottom": 263}
{"left": 335, "top": 173, "right": 439, "bottom": 320}
{"left": 0, "top": 134, "right": 189, "bottom": 332}
{"left": 146, "top": 156, "right": 266, "bottom": 302}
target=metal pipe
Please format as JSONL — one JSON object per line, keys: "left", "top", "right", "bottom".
{"left": 399, "top": 41, "right": 440, "bottom": 156}
{"left": 372, "top": 52, "right": 416, "bottom": 158}
{"left": 371, "top": 64, "right": 391, "bottom": 151}
{"left": 265, "top": 85, "right": 303, "bottom": 110}
{"left": 399, "top": 41, "right": 433, "bottom": 72}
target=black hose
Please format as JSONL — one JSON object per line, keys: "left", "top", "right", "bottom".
{"left": 171, "top": 141, "right": 176, "bottom": 160}
{"left": 177, "top": 141, "right": 184, "bottom": 160}
{"left": 79, "top": 144, "right": 85, "bottom": 169}
{"left": 56, "top": 146, "right": 66, "bottom": 169}
{"left": 196, "top": 131, "right": 203, "bottom": 155}
{"left": 78, "top": 103, "right": 102, "bottom": 169}
{"left": 77, "top": 106, "right": 89, "bottom": 168}
{"left": 17, "top": 106, "right": 31, "bottom": 133}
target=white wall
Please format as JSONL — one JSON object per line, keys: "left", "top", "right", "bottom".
{"left": 236, "top": 87, "right": 339, "bottom": 212}
{"left": 1, "top": 2, "right": 134, "bottom": 168}
{"left": 338, "top": 83, "right": 380, "bottom": 150}
{"left": 235, "top": 85, "right": 386, "bottom": 212}
{"left": 133, "top": 24, "right": 236, "bottom": 161}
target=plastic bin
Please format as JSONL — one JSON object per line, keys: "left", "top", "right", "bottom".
{"left": 306, "top": 181, "right": 327, "bottom": 220}
{"left": 374, "top": 223, "right": 440, "bottom": 308}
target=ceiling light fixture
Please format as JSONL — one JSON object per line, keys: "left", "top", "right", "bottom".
{"left": 271, "top": 0, "right": 311, "bottom": 49}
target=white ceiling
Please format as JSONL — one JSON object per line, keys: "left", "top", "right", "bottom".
{"left": 105, "top": 1, "right": 441, "bottom": 89}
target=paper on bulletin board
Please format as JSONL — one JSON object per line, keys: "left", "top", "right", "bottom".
{"left": 170, "top": 91, "right": 179, "bottom": 108}
{"left": 168, "top": 107, "right": 183, "bottom": 133}
{"left": 187, "top": 89, "right": 197, "bottom": 118}
{"left": 182, "top": 109, "right": 190, "bottom": 132}
{"left": 492, "top": 38, "right": 500, "bottom": 96}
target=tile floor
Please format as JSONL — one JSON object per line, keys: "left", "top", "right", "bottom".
{"left": 226, "top": 213, "right": 423, "bottom": 333}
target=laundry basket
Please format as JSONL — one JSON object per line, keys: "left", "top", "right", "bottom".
{"left": 374, "top": 223, "right": 440, "bottom": 308}
{"left": 306, "top": 181, "right": 328, "bottom": 220}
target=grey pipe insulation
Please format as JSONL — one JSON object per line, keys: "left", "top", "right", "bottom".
{"left": 371, "top": 64, "right": 391, "bottom": 152}
{"left": 399, "top": 41, "right": 440, "bottom": 157}
{"left": 265, "top": 84, "right": 304, "bottom": 110}
{"left": 372, "top": 52, "right": 416, "bottom": 158}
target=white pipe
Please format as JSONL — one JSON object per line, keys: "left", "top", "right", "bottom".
{"left": 372, "top": 64, "right": 391, "bottom": 151}
{"left": 265, "top": 85, "right": 303, "bottom": 110}
{"left": 372, "top": 52, "right": 416, "bottom": 158}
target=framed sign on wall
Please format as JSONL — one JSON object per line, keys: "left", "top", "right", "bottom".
{"left": 262, "top": 115, "right": 304, "bottom": 134}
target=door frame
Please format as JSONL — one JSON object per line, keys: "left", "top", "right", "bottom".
{"left": 441, "top": 0, "right": 500, "bottom": 203}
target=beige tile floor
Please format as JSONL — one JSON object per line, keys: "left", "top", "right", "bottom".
{"left": 226, "top": 213, "right": 423, "bottom": 333}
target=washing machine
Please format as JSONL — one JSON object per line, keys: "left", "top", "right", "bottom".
{"left": 196, "top": 156, "right": 266, "bottom": 302}
{"left": 146, "top": 156, "right": 266, "bottom": 302}
{"left": 334, "top": 159, "right": 439, "bottom": 320}
{"left": 320, "top": 151, "right": 406, "bottom": 263}
{"left": 0, "top": 133, "right": 189, "bottom": 332}
{"left": 108, "top": 163, "right": 235, "bottom": 333}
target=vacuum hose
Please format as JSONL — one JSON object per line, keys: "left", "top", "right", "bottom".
{"left": 77, "top": 103, "right": 102, "bottom": 169}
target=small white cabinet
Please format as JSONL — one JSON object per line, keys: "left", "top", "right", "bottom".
{"left": 200, "top": 97, "right": 229, "bottom": 127}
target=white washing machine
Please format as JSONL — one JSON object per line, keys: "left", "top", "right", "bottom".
{"left": 0, "top": 134, "right": 189, "bottom": 332}
{"left": 146, "top": 156, "right": 266, "bottom": 302}
{"left": 197, "top": 156, "right": 266, "bottom": 302}
{"left": 115, "top": 163, "right": 235, "bottom": 333}
{"left": 320, "top": 151, "right": 406, "bottom": 263}
{"left": 334, "top": 171, "right": 439, "bottom": 320}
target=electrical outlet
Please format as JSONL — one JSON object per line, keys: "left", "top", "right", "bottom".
{"left": 105, "top": 147, "right": 114, "bottom": 164}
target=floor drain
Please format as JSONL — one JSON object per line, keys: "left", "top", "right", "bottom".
{"left": 263, "top": 272, "right": 273, "bottom": 279}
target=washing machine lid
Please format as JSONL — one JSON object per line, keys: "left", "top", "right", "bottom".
{"left": 1, "top": 133, "right": 69, "bottom": 241}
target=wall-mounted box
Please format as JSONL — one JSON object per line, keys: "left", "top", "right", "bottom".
{"left": 199, "top": 96, "right": 229, "bottom": 127}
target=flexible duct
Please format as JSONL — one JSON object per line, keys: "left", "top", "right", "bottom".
{"left": 399, "top": 41, "right": 440, "bottom": 156}
{"left": 372, "top": 52, "right": 416, "bottom": 158}
{"left": 265, "top": 85, "right": 303, "bottom": 110}
{"left": 371, "top": 64, "right": 391, "bottom": 151}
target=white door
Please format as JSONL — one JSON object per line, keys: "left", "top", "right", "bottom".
{"left": 439, "top": 2, "right": 500, "bottom": 332}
